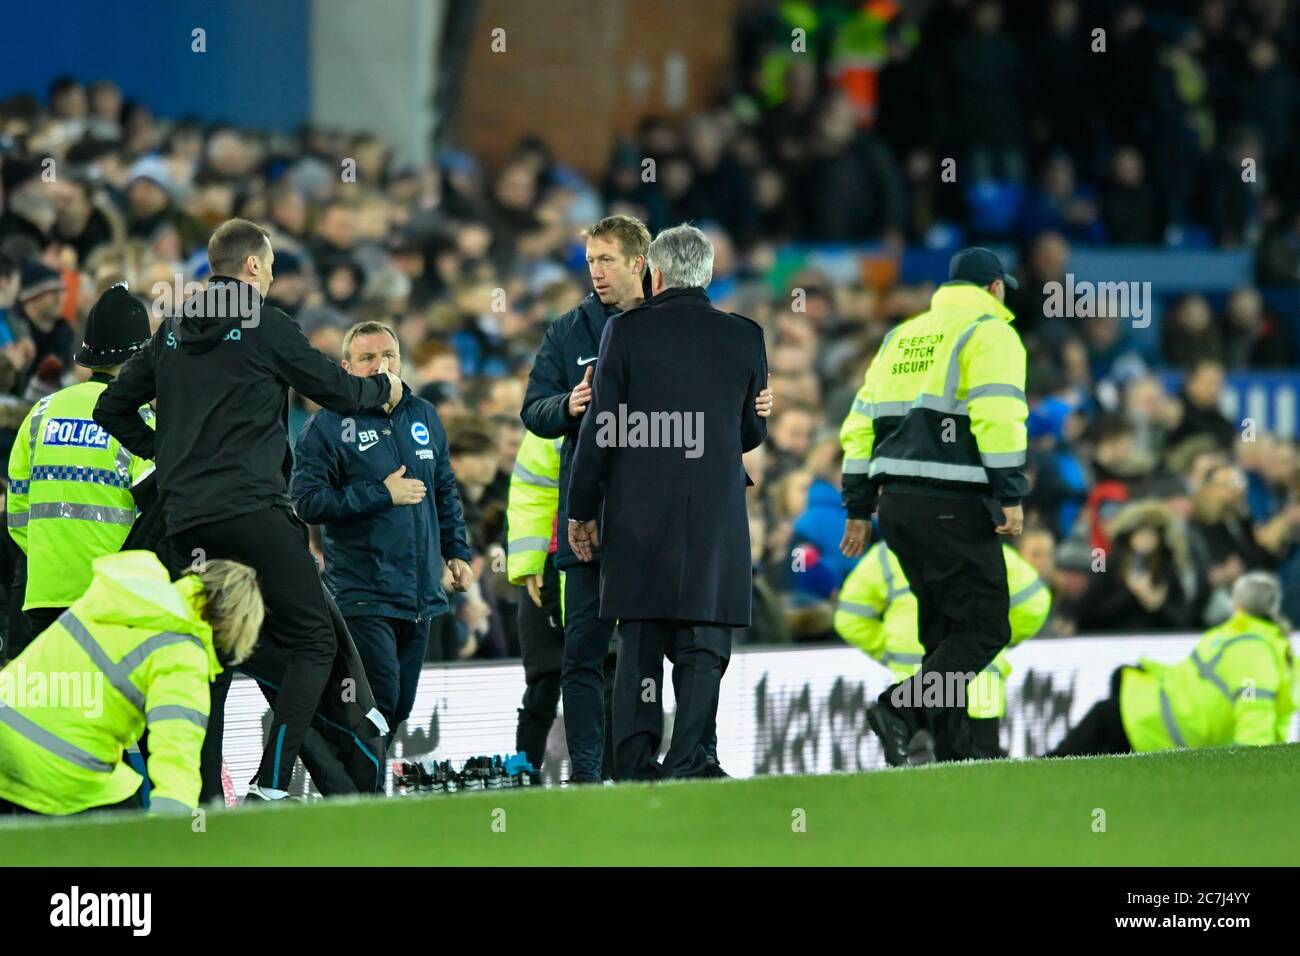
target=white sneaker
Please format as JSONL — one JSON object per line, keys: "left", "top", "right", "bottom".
{"left": 244, "top": 782, "right": 293, "bottom": 803}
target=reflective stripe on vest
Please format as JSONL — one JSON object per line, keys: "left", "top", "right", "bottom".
{"left": 883, "top": 651, "right": 923, "bottom": 666}
{"left": 146, "top": 704, "right": 208, "bottom": 729}
{"left": 1191, "top": 634, "right": 1271, "bottom": 703}
{"left": 508, "top": 535, "right": 551, "bottom": 556}
{"left": 0, "top": 701, "right": 114, "bottom": 772}
{"left": 878, "top": 545, "right": 911, "bottom": 601}
{"left": 837, "top": 599, "right": 880, "bottom": 620}
{"left": 116, "top": 631, "right": 205, "bottom": 674}
{"left": 511, "top": 461, "right": 558, "bottom": 488}
{"left": 26, "top": 502, "right": 135, "bottom": 525}
{"left": 59, "top": 613, "right": 203, "bottom": 713}
{"left": 28, "top": 465, "right": 133, "bottom": 489}
{"left": 58, "top": 611, "right": 147, "bottom": 712}
{"left": 1159, "top": 688, "right": 1188, "bottom": 747}
{"left": 1009, "top": 577, "right": 1046, "bottom": 607}
{"left": 870, "top": 457, "right": 989, "bottom": 484}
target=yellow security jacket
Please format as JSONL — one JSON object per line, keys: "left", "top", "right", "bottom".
{"left": 1120, "top": 611, "right": 1295, "bottom": 752}
{"left": 840, "top": 282, "right": 1028, "bottom": 518}
{"left": 0, "top": 551, "right": 219, "bottom": 814}
{"left": 7, "top": 377, "right": 154, "bottom": 609}
{"left": 506, "top": 430, "right": 561, "bottom": 585}
{"left": 835, "top": 541, "right": 1050, "bottom": 717}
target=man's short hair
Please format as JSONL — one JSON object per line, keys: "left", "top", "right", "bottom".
{"left": 342, "top": 320, "right": 399, "bottom": 362}
{"left": 208, "top": 218, "right": 270, "bottom": 277}
{"left": 647, "top": 223, "right": 714, "bottom": 289}
{"left": 584, "top": 215, "right": 651, "bottom": 268}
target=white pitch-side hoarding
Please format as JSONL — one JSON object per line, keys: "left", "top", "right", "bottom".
{"left": 220, "top": 634, "right": 1299, "bottom": 798}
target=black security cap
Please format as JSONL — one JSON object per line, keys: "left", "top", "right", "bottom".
{"left": 949, "top": 246, "right": 1019, "bottom": 290}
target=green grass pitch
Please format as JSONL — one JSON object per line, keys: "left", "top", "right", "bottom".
{"left": 3, "top": 745, "right": 1296, "bottom": 865}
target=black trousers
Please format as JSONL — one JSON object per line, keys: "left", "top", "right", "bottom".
{"left": 1049, "top": 666, "right": 1134, "bottom": 757}
{"left": 515, "top": 556, "right": 564, "bottom": 770}
{"left": 876, "top": 490, "right": 1011, "bottom": 761}
{"left": 2, "top": 550, "right": 33, "bottom": 661}
{"left": 345, "top": 613, "right": 431, "bottom": 755}
{"left": 615, "top": 619, "right": 731, "bottom": 781}
{"left": 168, "top": 506, "right": 337, "bottom": 792}
{"left": 560, "top": 562, "right": 616, "bottom": 781}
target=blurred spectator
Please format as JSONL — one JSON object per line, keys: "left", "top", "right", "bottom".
{"left": 1018, "top": 153, "right": 1103, "bottom": 244}
{"left": 1222, "top": 287, "right": 1293, "bottom": 368}
{"left": 1161, "top": 294, "right": 1224, "bottom": 369}
{"left": 1166, "top": 359, "right": 1236, "bottom": 450}
{"left": 950, "top": 0, "right": 1027, "bottom": 183}
{"left": 1100, "top": 146, "right": 1162, "bottom": 244}
{"left": 1076, "top": 501, "right": 1195, "bottom": 632}
{"left": 1187, "top": 461, "right": 1300, "bottom": 621}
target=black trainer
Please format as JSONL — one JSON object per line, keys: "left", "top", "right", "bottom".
{"left": 867, "top": 702, "right": 914, "bottom": 767}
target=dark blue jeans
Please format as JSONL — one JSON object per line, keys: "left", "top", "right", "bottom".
{"left": 344, "top": 614, "right": 431, "bottom": 754}
{"left": 561, "top": 562, "right": 616, "bottom": 781}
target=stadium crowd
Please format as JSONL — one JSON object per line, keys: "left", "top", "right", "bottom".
{"left": 0, "top": 0, "right": 1297, "bottom": 674}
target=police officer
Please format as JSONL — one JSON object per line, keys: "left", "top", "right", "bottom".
{"left": 6, "top": 283, "right": 154, "bottom": 647}
{"left": 291, "top": 320, "right": 473, "bottom": 758}
{"left": 1050, "top": 572, "right": 1295, "bottom": 756}
{"left": 840, "top": 247, "right": 1028, "bottom": 765}
{"left": 836, "top": 538, "right": 1050, "bottom": 759}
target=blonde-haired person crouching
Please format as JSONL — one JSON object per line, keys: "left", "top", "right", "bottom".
{"left": 0, "top": 550, "right": 264, "bottom": 815}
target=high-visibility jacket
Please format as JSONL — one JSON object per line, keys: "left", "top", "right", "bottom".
{"left": 1120, "top": 611, "right": 1296, "bottom": 752}
{"left": 835, "top": 541, "right": 1050, "bottom": 718}
{"left": 7, "top": 375, "right": 154, "bottom": 609}
{"left": 506, "top": 430, "right": 561, "bottom": 586}
{"left": 0, "top": 550, "right": 219, "bottom": 814}
{"left": 840, "top": 282, "right": 1028, "bottom": 518}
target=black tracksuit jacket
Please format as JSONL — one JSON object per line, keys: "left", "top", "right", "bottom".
{"left": 94, "top": 277, "right": 391, "bottom": 535}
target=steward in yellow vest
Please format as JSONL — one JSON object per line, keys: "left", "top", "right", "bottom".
{"left": 839, "top": 248, "right": 1029, "bottom": 766}
{"left": 0, "top": 551, "right": 263, "bottom": 815}
{"left": 1050, "top": 572, "right": 1295, "bottom": 757}
{"left": 6, "top": 284, "right": 154, "bottom": 647}
{"left": 505, "top": 429, "right": 565, "bottom": 769}
{"left": 836, "top": 540, "right": 1050, "bottom": 757}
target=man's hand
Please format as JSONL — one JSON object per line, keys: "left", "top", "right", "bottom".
{"left": 525, "top": 573, "right": 543, "bottom": 607}
{"left": 994, "top": 504, "right": 1024, "bottom": 536}
{"left": 568, "top": 518, "right": 599, "bottom": 562}
{"left": 840, "top": 517, "right": 870, "bottom": 558}
{"left": 448, "top": 558, "right": 473, "bottom": 592}
{"left": 379, "top": 357, "right": 402, "bottom": 413}
{"left": 384, "top": 465, "right": 426, "bottom": 506}
{"left": 568, "top": 365, "right": 594, "bottom": 417}
{"left": 756, "top": 383, "right": 774, "bottom": 418}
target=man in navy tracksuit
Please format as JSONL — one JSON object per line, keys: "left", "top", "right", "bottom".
{"left": 292, "top": 320, "right": 473, "bottom": 755}
{"left": 522, "top": 215, "right": 772, "bottom": 781}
